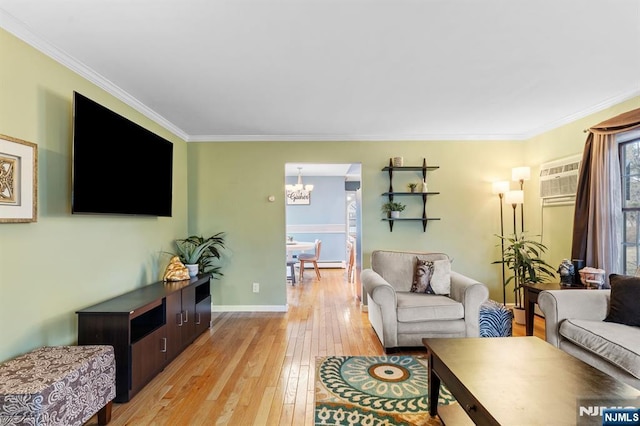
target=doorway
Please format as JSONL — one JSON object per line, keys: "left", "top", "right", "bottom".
{"left": 284, "top": 163, "right": 362, "bottom": 297}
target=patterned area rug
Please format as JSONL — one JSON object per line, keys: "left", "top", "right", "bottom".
{"left": 314, "top": 355, "right": 455, "bottom": 426}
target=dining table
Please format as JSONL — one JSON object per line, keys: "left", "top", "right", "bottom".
{"left": 286, "top": 241, "right": 315, "bottom": 253}
{"left": 286, "top": 241, "right": 315, "bottom": 284}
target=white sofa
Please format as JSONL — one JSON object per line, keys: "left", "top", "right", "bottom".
{"left": 538, "top": 289, "right": 640, "bottom": 390}
{"left": 362, "top": 250, "right": 489, "bottom": 352}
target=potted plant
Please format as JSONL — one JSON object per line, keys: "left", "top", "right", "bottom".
{"left": 174, "top": 233, "right": 226, "bottom": 278}
{"left": 381, "top": 201, "right": 406, "bottom": 219}
{"left": 492, "top": 233, "right": 555, "bottom": 324}
{"left": 408, "top": 183, "right": 418, "bottom": 193}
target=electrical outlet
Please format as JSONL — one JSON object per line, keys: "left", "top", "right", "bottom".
{"left": 253, "top": 282, "right": 260, "bottom": 293}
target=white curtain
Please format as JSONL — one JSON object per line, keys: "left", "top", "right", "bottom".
{"left": 584, "top": 132, "right": 622, "bottom": 284}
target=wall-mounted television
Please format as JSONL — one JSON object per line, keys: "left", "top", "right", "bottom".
{"left": 72, "top": 92, "right": 173, "bottom": 217}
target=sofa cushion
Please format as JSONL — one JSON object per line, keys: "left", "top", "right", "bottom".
{"left": 411, "top": 258, "right": 451, "bottom": 295}
{"left": 605, "top": 274, "right": 640, "bottom": 327}
{"left": 371, "top": 250, "right": 450, "bottom": 292}
{"left": 559, "top": 318, "right": 640, "bottom": 380}
{"left": 396, "top": 292, "right": 464, "bottom": 322}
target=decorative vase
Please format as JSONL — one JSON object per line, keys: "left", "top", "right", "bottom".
{"left": 421, "top": 180, "right": 428, "bottom": 192}
{"left": 185, "top": 264, "right": 199, "bottom": 277}
{"left": 390, "top": 211, "right": 401, "bottom": 219}
{"left": 557, "top": 259, "right": 574, "bottom": 286}
{"left": 512, "top": 307, "right": 526, "bottom": 325}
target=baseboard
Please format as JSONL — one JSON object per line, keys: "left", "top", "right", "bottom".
{"left": 212, "top": 305, "right": 288, "bottom": 312}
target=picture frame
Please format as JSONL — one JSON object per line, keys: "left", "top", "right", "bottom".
{"left": 0, "top": 134, "right": 37, "bottom": 223}
{"left": 286, "top": 189, "right": 311, "bottom": 205}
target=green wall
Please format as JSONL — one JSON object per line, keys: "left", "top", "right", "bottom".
{"left": 191, "top": 97, "right": 639, "bottom": 310}
{"left": 189, "top": 139, "right": 524, "bottom": 308}
{"left": 0, "top": 29, "right": 189, "bottom": 361}
{"left": 2, "top": 25, "right": 639, "bottom": 362}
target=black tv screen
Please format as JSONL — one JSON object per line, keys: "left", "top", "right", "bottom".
{"left": 72, "top": 92, "right": 173, "bottom": 217}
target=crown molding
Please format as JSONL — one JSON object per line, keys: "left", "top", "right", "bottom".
{"left": 186, "top": 132, "right": 527, "bottom": 143}
{"left": 0, "top": 9, "right": 190, "bottom": 142}
{"left": 520, "top": 89, "right": 640, "bottom": 140}
{"left": 3, "top": 8, "right": 638, "bottom": 144}
{"left": 189, "top": 87, "right": 640, "bottom": 142}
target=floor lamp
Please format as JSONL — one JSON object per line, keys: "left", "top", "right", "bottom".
{"left": 512, "top": 167, "right": 530, "bottom": 234}
{"left": 492, "top": 181, "right": 510, "bottom": 306}
{"left": 505, "top": 190, "right": 524, "bottom": 306}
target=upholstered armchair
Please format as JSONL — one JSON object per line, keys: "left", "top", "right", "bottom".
{"left": 362, "top": 250, "right": 489, "bottom": 352}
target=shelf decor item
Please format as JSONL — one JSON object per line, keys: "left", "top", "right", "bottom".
{"left": 408, "top": 183, "right": 418, "bottom": 193}
{"left": 392, "top": 157, "right": 404, "bottom": 167}
{"left": 0, "top": 134, "right": 37, "bottom": 223}
{"left": 172, "top": 233, "right": 226, "bottom": 279}
{"left": 381, "top": 201, "right": 406, "bottom": 218}
{"left": 163, "top": 256, "right": 190, "bottom": 281}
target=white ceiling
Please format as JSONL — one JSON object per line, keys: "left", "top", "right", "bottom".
{"left": 1, "top": 1, "right": 639, "bottom": 142}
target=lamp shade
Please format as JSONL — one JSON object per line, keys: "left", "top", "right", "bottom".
{"left": 512, "top": 166, "right": 531, "bottom": 182}
{"left": 492, "top": 181, "right": 510, "bottom": 195}
{"left": 504, "top": 190, "right": 524, "bottom": 205}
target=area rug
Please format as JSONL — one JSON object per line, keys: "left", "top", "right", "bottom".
{"left": 314, "top": 355, "right": 455, "bottom": 426}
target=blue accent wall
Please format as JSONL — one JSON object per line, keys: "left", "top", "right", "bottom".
{"left": 286, "top": 176, "right": 346, "bottom": 262}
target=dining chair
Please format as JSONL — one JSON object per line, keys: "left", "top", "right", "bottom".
{"left": 347, "top": 240, "right": 355, "bottom": 283}
{"left": 299, "top": 239, "right": 322, "bottom": 281}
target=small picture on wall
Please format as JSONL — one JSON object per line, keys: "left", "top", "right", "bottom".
{"left": 0, "top": 155, "right": 17, "bottom": 203}
{"left": 286, "top": 189, "right": 311, "bottom": 205}
{"left": 0, "top": 134, "right": 37, "bottom": 223}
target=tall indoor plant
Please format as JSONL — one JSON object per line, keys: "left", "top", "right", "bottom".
{"left": 174, "top": 232, "right": 226, "bottom": 278}
{"left": 493, "top": 233, "right": 555, "bottom": 323}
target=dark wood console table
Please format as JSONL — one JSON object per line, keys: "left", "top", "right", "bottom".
{"left": 76, "top": 275, "right": 212, "bottom": 402}
{"left": 523, "top": 282, "right": 585, "bottom": 336}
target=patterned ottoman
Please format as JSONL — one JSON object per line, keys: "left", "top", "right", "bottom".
{"left": 479, "top": 299, "right": 513, "bottom": 337}
{"left": 0, "top": 345, "right": 116, "bottom": 426}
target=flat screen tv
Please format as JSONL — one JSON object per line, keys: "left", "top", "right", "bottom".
{"left": 72, "top": 92, "right": 173, "bottom": 217}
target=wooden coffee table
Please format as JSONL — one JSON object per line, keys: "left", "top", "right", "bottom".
{"left": 423, "top": 337, "right": 640, "bottom": 425}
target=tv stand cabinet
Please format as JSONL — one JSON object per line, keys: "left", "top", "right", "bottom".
{"left": 76, "top": 275, "right": 212, "bottom": 403}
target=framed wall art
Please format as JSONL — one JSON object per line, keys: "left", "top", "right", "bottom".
{"left": 0, "top": 134, "right": 37, "bottom": 223}
{"left": 286, "top": 189, "right": 311, "bottom": 205}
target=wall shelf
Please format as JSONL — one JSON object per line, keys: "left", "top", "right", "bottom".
{"left": 381, "top": 158, "right": 440, "bottom": 232}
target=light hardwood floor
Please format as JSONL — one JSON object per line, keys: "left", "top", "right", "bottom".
{"left": 88, "top": 268, "right": 544, "bottom": 425}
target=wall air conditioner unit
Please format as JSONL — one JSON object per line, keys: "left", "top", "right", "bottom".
{"left": 539, "top": 154, "right": 582, "bottom": 206}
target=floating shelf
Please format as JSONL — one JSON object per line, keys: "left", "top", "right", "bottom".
{"left": 382, "top": 158, "right": 440, "bottom": 232}
{"left": 381, "top": 217, "right": 442, "bottom": 232}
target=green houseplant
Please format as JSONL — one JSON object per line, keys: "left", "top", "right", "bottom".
{"left": 493, "top": 233, "right": 555, "bottom": 323}
{"left": 381, "top": 201, "right": 406, "bottom": 218}
{"left": 174, "top": 232, "right": 226, "bottom": 278}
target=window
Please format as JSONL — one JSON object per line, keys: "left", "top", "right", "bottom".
{"left": 619, "top": 130, "right": 640, "bottom": 275}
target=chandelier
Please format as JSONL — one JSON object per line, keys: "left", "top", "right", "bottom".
{"left": 286, "top": 167, "right": 314, "bottom": 192}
